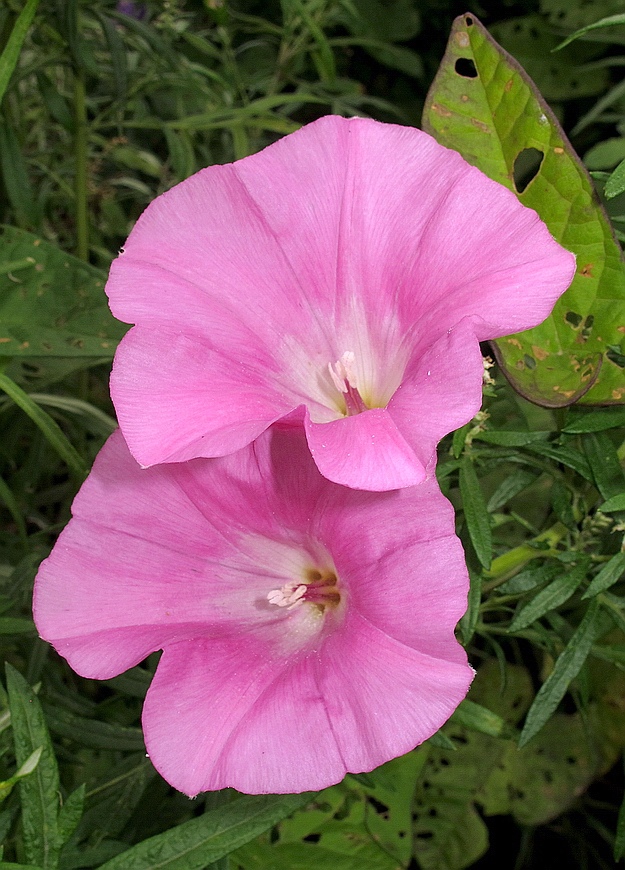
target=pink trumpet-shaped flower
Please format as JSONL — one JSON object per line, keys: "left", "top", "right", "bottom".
{"left": 34, "top": 426, "right": 473, "bottom": 796}
{"left": 106, "top": 115, "right": 575, "bottom": 491}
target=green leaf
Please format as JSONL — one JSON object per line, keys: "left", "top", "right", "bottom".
{"left": 598, "top": 493, "right": 625, "bottom": 512}
{"left": 0, "top": 0, "right": 41, "bottom": 103}
{"left": 509, "top": 559, "right": 588, "bottom": 631}
{"left": 582, "top": 431, "right": 625, "bottom": 500}
{"left": 57, "top": 784, "right": 85, "bottom": 848}
{"left": 518, "top": 598, "right": 604, "bottom": 747}
{"left": 422, "top": 13, "right": 625, "bottom": 407}
{"left": 486, "top": 468, "right": 537, "bottom": 514}
{"left": 0, "top": 373, "right": 87, "bottom": 480}
{"left": 615, "top": 756, "right": 625, "bottom": 860}
{"left": 606, "top": 158, "right": 625, "bottom": 199}
{"left": 0, "top": 617, "right": 35, "bottom": 634}
{"left": 473, "top": 430, "right": 551, "bottom": 447}
{"left": 43, "top": 706, "right": 144, "bottom": 751}
{"left": 0, "top": 225, "right": 126, "bottom": 359}
{"left": 97, "top": 793, "right": 313, "bottom": 870}
{"left": 583, "top": 552, "right": 625, "bottom": 598}
{"left": 563, "top": 407, "right": 625, "bottom": 432}
{"left": 450, "top": 699, "right": 506, "bottom": 738}
{"left": 553, "top": 12, "right": 625, "bottom": 51}
{"left": 5, "top": 664, "right": 60, "bottom": 870}
{"left": 459, "top": 457, "right": 492, "bottom": 569}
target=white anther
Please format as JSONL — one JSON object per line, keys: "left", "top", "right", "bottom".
{"left": 267, "top": 582, "right": 307, "bottom": 608}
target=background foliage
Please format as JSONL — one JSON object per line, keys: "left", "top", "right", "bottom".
{"left": 2, "top": 0, "right": 625, "bottom": 868}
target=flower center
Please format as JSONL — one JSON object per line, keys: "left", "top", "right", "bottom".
{"left": 328, "top": 351, "right": 368, "bottom": 416}
{"left": 267, "top": 567, "right": 341, "bottom": 613}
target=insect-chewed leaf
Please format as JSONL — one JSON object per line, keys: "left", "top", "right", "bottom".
{"left": 0, "top": 225, "right": 127, "bottom": 359}
{"left": 422, "top": 13, "right": 625, "bottom": 407}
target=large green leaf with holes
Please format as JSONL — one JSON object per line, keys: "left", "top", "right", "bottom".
{"left": 0, "top": 225, "right": 126, "bottom": 359}
{"left": 422, "top": 13, "right": 625, "bottom": 406}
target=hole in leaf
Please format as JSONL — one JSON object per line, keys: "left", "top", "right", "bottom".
{"left": 565, "top": 311, "right": 582, "bottom": 327}
{"left": 465, "top": 15, "right": 473, "bottom": 26}
{"left": 584, "top": 315, "right": 594, "bottom": 330}
{"left": 455, "top": 57, "right": 477, "bottom": 78}
{"left": 303, "top": 833, "right": 321, "bottom": 843}
{"left": 607, "top": 345, "right": 625, "bottom": 368}
{"left": 513, "top": 148, "right": 544, "bottom": 193}
{"left": 368, "top": 797, "right": 389, "bottom": 815}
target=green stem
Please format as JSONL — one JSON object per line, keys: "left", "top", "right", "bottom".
{"left": 482, "top": 522, "right": 569, "bottom": 591}
{"left": 74, "top": 66, "right": 88, "bottom": 261}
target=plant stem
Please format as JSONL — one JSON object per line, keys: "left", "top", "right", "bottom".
{"left": 74, "top": 66, "right": 88, "bottom": 260}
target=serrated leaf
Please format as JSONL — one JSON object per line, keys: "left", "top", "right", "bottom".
{"left": 509, "top": 558, "right": 588, "bottom": 631}
{"left": 459, "top": 457, "right": 492, "bottom": 569}
{"left": 0, "top": 226, "right": 126, "bottom": 358}
{"left": 518, "top": 598, "right": 604, "bottom": 747}
{"left": 5, "top": 664, "right": 60, "bottom": 870}
{"left": 97, "top": 793, "right": 312, "bottom": 870}
{"left": 422, "top": 13, "right": 625, "bottom": 407}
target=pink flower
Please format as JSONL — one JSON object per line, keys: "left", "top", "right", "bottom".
{"left": 106, "top": 115, "right": 575, "bottom": 491}
{"left": 33, "top": 426, "right": 473, "bottom": 796}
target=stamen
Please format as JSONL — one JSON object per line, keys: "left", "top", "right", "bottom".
{"left": 267, "top": 582, "right": 307, "bottom": 608}
{"left": 328, "top": 351, "right": 368, "bottom": 415}
{"left": 267, "top": 569, "right": 341, "bottom": 612}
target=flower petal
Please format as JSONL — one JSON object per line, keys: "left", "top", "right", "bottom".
{"left": 388, "top": 317, "right": 485, "bottom": 469}
{"left": 111, "top": 326, "right": 290, "bottom": 464}
{"left": 304, "top": 408, "right": 425, "bottom": 490}
{"left": 142, "top": 637, "right": 345, "bottom": 795}
{"left": 318, "top": 612, "right": 473, "bottom": 772}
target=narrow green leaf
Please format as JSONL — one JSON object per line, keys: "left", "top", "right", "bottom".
{"left": 460, "top": 569, "right": 482, "bottom": 645}
{"left": 598, "top": 493, "right": 625, "bottom": 513}
{"left": 553, "top": 12, "right": 625, "bottom": 51}
{"left": 0, "top": 0, "right": 41, "bottom": 103}
{"left": 487, "top": 467, "right": 537, "bottom": 513}
{"left": 98, "top": 793, "right": 313, "bottom": 870}
{"left": 422, "top": 13, "right": 625, "bottom": 407}
{"left": 524, "top": 442, "right": 593, "bottom": 482}
{"left": 0, "top": 864, "right": 45, "bottom": 870}
{"left": 0, "top": 121, "right": 40, "bottom": 229}
{"left": 57, "top": 784, "right": 85, "bottom": 848}
{"left": 0, "top": 618, "right": 36, "bottom": 634}
{"left": 0, "top": 474, "right": 27, "bottom": 545}
{"left": 509, "top": 559, "right": 588, "bottom": 632}
{"left": 43, "top": 706, "right": 144, "bottom": 751}
{"left": 518, "top": 599, "right": 603, "bottom": 747}
{"left": 450, "top": 699, "right": 505, "bottom": 738}
{"left": 0, "top": 373, "right": 87, "bottom": 479}
{"left": 563, "top": 407, "right": 625, "bottom": 432}
{"left": 459, "top": 457, "right": 492, "bottom": 569}
{"left": 606, "top": 158, "right": 625, "bottom": 199}
{"left": 583, "top": 552, "right": 625, "bottom": 598}
{"left": 473, "top": 431, "right": 551, "bottom": 447}
{"left": 582, "top": 431, "right": 625, "bottom": 501}
{"left": 5, "top": 664, "right": 60, "bottom": 870}
{"left": 615, "top": 756, "right": 625, "bottom": 860}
